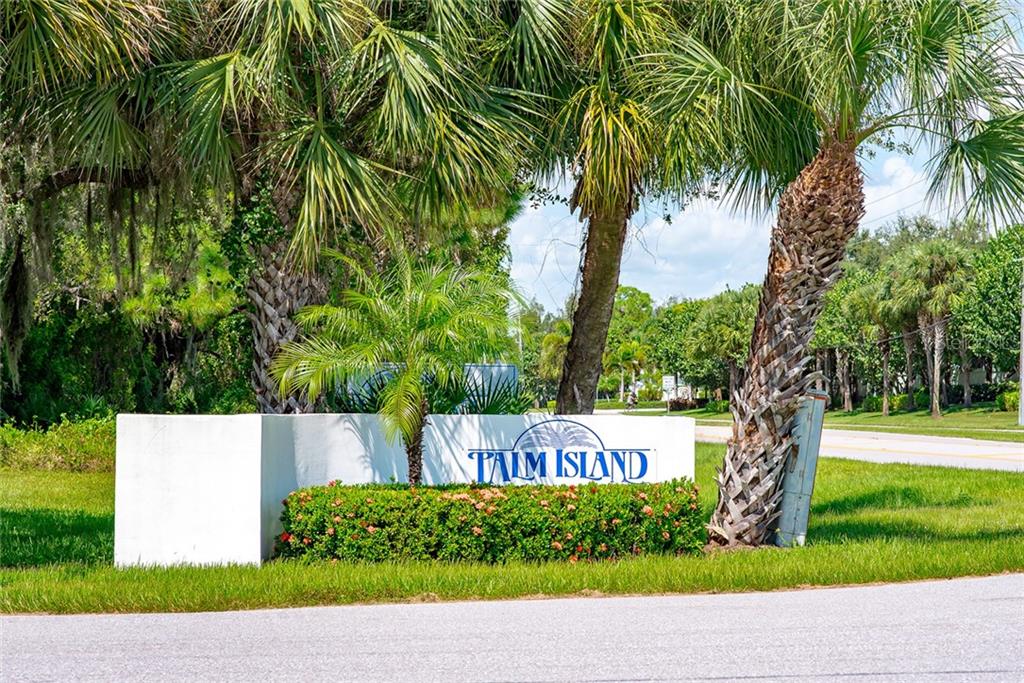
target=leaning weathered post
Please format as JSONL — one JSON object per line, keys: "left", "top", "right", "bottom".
{"left": 775, "top": 391, "right": 828, "bottom": 547}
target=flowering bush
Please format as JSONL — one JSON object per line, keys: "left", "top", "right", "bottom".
{"left": 277, "top": 480, "right": 704, "bottom": 563}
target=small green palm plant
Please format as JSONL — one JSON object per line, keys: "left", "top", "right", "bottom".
{"left": 272, "top": 241, "right": 517, "bottom": 484}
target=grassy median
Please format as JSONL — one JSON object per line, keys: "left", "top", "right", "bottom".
{"left": 665, "top": 403, "right": 1024, "bottom": 443}
{"left": 2, "top": 443, "right": 1022, "bottom": 613}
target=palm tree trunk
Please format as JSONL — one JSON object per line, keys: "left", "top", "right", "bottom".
{"left": 931, "top": 317, "right": 946, "bottom": 418}
{"left": 814, "top": 350, "right": 825, "bottom": 391}
{"left": 247, "top": 240, "right": 322, "bottom": 414}
{"left": 837, "top": 349, "right": 853, "bottom": 412}
{"left": 727, "top": 360, "right": 740, "bottom": 407}
{"left": 619, "top": 370, "right": 624, "bottom": 402}
{"left": 919, "top": 313, "right": 934, "bottom": 411}
{"left": 880, "top": 338, "right": 891, "bottom": 417}
{"left": 404, "top": 400, "right": 429, "bottom": 484}
{"left": 709, "top": 140, "right": 864, "bottom": 547}
{"left": 555, "top": 202, "right": 630, "bottom": 414}
{"left": 902, "top": 327, "right": 915, "bottom": 394}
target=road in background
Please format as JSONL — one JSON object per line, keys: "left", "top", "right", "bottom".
{"left": 3, "top": 575, "right": 1022, "bottom": 682}
{"left": 695, "top": 424, "right": 1023, "bottom": 472}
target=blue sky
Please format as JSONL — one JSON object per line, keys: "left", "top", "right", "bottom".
{"left": 508, "top": 150, "right": 935, "bottom": 313}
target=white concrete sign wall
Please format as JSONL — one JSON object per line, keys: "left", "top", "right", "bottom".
{"left": 114, "top": 413, "right": 694, "bottom": 567}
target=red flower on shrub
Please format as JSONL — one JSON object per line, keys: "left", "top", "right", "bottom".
{"left": 280, "top": 532, "right": 292, "bottom": 543}
{"left": 327, "top": 527, "right": 335, "bottom": 536}
{"left": 642, "top": 505, "right": 654, "bottom": 516}
{"left": 302, "top": 537, "right": 311, "bottom": 545}
{"left": 334, "top": 515, "right": 342, "bottom": 523}
{"left": 551, "top": 541, "right": 563, "bottom": 551}
{"left": 367, "top": 525, "right": 378, "bottom": 534}
{"left": 472, "top": 526, "right": 483, "bottom": 536}
{"left": 662, "top": 531, "right": 671, "bottom": 541}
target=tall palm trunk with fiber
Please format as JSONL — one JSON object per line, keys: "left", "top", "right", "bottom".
{"left": 837, "top": 349, "right": 853, "bottom": 412}
{"left": 880, "top": 337, "right": 891, "bottom": 416}
{"left": 556, "top": 204, "right": 630, "bottom": 414}
{"left": 919, "top": 312, "right": 935, "bottom": 408}
{"left": 709, "top": 141, "right": 864, "bottom": 547}
{"left": 930, "top": 317, "right": 946, "bottom": 418}
{"left": 248, "top": 240, "right": 322, "bottom": 414}
{"left": 959, "top": 337, "right": 972, "bottom": 407}
{"left": 902, "top": 328, "right": 915, "bottom": 394}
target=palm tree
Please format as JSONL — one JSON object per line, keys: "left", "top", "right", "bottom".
{"left": 272, "top": 239, "right": 518, "bottom": 484}
{"left": 538, "top": 321, "right": 572, "bottom": 387}
{"left": 604, "top": 339, "right": 649, "bottom": 401}
{"left": 166, "top": 0, "right": 526, "bottom": 414}
{"left": 892, "top": 240, "right": 971, "bottom": 418}
{"left": 489, "top": 0, "right": 679, "bottom": 414}
{"left": 688, "top": 286, "right": 759, "bottom": 405}
{"left": 3, "top": 1, "right": 527, "bottom": 413}
{"left": 646, "top": 0, "right": 1024, "bottom": 546}
{"left": 846, "top": 277, "right": 902, "bottom": 416}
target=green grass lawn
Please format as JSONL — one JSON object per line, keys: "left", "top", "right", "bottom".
{"left": 2, "top": 443, "right": 1022, "bottom": 614}
{"left": 666, "top": 403, "right": 1023, "bottom": 442}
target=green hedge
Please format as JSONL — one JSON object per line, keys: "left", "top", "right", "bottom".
{"left": 544, "top": 399, "right": 666, "bottom": 411}
{"left": 997, "top": 389, "right": 1019, "bottom": 413}
{"left": 277, "top": 480, "right": 704, "bottom": 563}
{"left": 0, "top": 416, "right": 116, "bottom": 471}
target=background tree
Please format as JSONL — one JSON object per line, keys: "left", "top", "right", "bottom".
{"left": 273, "top": 239, "right": 518, "bottom": 484}
{"left": 2, "top": 1, "right": 528, "bottom": 413}
{"left": 957, "top": 225, "right": 1023, "bottom": 376}
{"left": 846, "top": 275, "right": 901, "bottom": 415}
{"left": 687, "top": 286, "right": 758, "bottom": 404}
{"left": 893, "top": 240, "right": 971, "bottom": 418}
{"left": 647, "top": 0, "right": 1024, "bottom": 546}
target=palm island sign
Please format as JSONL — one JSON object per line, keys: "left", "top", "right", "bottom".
{"left": 465, "top": 419, "right": 655, "bottom": 484}
{"left": 114, "top": 413, "right": 694, "bottom": 566}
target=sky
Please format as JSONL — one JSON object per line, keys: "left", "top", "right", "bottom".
{"left": 508, "top": 151, "right": 933, "bottom": 313}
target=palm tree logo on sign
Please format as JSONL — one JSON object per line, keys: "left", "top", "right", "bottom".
{"left": 467, "top": 419, "right": 653, "bottom": 485}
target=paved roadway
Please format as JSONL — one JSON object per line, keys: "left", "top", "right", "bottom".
{"left": 694, "top": 424, "right": 1024, "bottom": 472}
{"left": 3, "top": 574, "right": 1022, "bottom": 682}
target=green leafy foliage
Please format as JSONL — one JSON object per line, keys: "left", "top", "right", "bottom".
{"left": 996, "top": 387, "right": 1019, "bottom": 413}
{"left": 956, "top": 225, "right": 1023, "bottom": 373}
{"left": 277, "top": 479, "right": 704, "bottom": 563}
{"left": 0, "top": 416, "right": 114, "bottom": 471}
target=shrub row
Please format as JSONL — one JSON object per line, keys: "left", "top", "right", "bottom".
{"left": 0, "top": 416, "right": 116, "bottom": 471}
{"left": 277, "top": 480, "right": 705, "bottom": 563}
{"left": 545, "top": 399, "right": 666, "bottom": 411}
{"left": 858, "top": 381, "right": 1019, "bottom": 413}
{"left": 996, "top": 389, "right": 1019, "bottom": 413}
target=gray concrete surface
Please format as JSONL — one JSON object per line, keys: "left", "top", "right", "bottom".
{"left": 3, "top": 574, "right": 1022, "bottom": 682}
{"left": 694, "top": 424, "right": 1024, "bottom": 472}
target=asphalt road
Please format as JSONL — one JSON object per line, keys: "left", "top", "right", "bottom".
{"left": 3, "top": 574, "right": 1022, "bottom": 682}
{"left": 694, "top": 425, "right": 1024, "bottom": 472}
